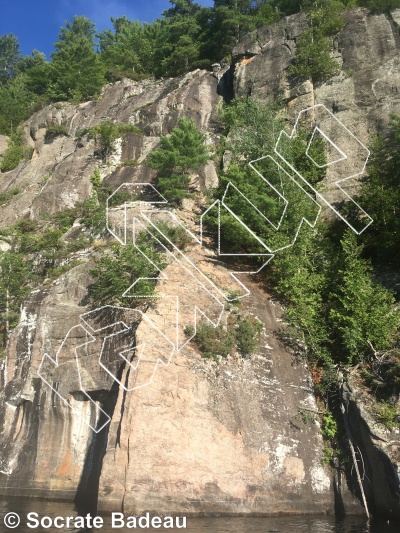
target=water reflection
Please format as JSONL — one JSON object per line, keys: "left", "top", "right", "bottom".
{"left": 0, "top": 498, "right": 399, "bottom": 532}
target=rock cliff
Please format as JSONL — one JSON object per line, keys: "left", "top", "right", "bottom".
{"left": 0, "top": 7, "right": 399, "bottom": 517}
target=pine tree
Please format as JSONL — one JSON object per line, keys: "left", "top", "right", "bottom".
{"left": 329, "top": 231, "right": 398, "bottom": 363}
{"left": 359, "top": 115, "right": 400, "bottom": 266}
{"left": 147, "top": 117, "right": 209, "bottom": 202}
{"left": 0, "top": 33, "right": 21, "bottom": 86}
{"left": 201, "top": 0, "right": 258, "bottom": 60}
{"left": 89, "top": 237, "right": 166, "bottom": 307}
{"left": 49, "top": 16, "right": 104, "bottom": 101}
{"left": 99, "top": 17, "right": 154, "bottom": 80}
{"left": 0, "top": 76, "right": 34, "bottom": 135}
{"left": 155, "top": 4, "right": 204, "bottom": 76}
{"left": 0, "top": 252, "right": 32, "bottom": 347}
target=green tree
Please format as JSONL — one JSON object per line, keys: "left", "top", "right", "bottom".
{"left": 147, "top": 117, "right": 209, "bottom": 202}
{"left": 0, "top": 128, "right": 32, "bottom": 171}
{"left": 289, "top": 0, "right": 345, "bottom": 84}
{"left": 0, "top": 75, "right": 35, "bottom": 134}
{"left": 22, "top": 51, "right": 52, "bottom": 97}
{"left": 154, "top": 3, "right": 207, "bottom": 76}
{"left": 163, "top": 0, "right": 202, "bottom": 16}
{"left": 357, "top": 0, "right": 400, "bottom": 12}
{"left": 49, "top": 16, "right": 105, "bottom": 101}
{"left": 89, "top": 236, "right": 166, "bottom": 307}
{"left": 272, "top": 225, "right": 333, "bottom": 363}
{"left": 359, "top": 115, "right": 400, "bottom": 266}
{"left": 201, "top": 0, "right": 258, "bottom": 61}
{"left": 214, "top": 98, "right": 323, "bottom": 254}
{"left": 0, "top": 33, "right": 21, "bottom": 86}
{"left": 99, "top": 18, "right": 155, "bottom": 80}
{"left": 0, "top": 252, "right": 32, "bottom": 346}
{"left": 219, "top": 97, "right": 284, "bottom": 160}
{"left": 330, "top": 231, "right": 398, "bottom": 363}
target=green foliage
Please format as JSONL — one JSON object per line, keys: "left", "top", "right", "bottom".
{"left": 273, "top": 228, "right": 332, "bottom": 363}
{"left": 89, "top": 234, "right": 167, "bottom": 307}
{"left": 52, "top": 194, "right": 106, "bottom": 235}
{"left": 236, "top": 315, "right": 263, "bottom": 356}
{"left": 357, "top": 0, "right": 400, "bottom": 12}
{"left": 322, "top": 446, "right": 336, "bottom": 465}
{"left": 0, "top": 187, "right": 20, "bottom": 205}
{"left": 329, "top": 231, "right": 398, "bottom": 364}
{"left": 186, "top": 313, "right": 262, "bottom": 360}
{"left": 90, "top": 167, "right": 102, "bottom": 189}
{"left": 289, "top": 0, "right": 344, "bottom": 84}
{"left": 214, "top": 98, "right": 324, "bottom": 255}
{"left": 0, "top": 75, "right": 35, "bottom": 134}
{"left": 200, "top": 1, "right": 260, "bottom": 61}
{"left": 358, "top": 115, "right": 400, "bottom": 267}
{"left": 219, "top": 97, "right": 284, "bottom": 161}
{"left": 373, "top": 401, "right": 399, "bottom": 430}
{"left": 44, "top": 124, "right": 69, "bottom": 141}
{"left": 0, "top": 33, "right": 21, "bottom": 86}
{"left": 0, "top": 251, "right": 33, "bottom": 347}
{"left": 289, "top": 30, "right": 339, "bottom": 84}
{"left": 320, "top": 411, "right": 338, "bottom": 466}
{"left": 49, "top": 16, "right": 105, "bottom": 101}
{"left": 147, "top": 117, "right": 208, "bottom": 202}
{"left": 322, "top": 411, "right": 338, "bottom": 439}
{"left": 273, "top": 226, "right": 399, "bottom": 367}
{"left": 216, "top": 99, "right": 399, "bottom": 398}
{"left": 152, "top": 221, "right": 193, "bottom": 250}
{"left": 282, "top": 128, "right": 327, "bottom": 186}
{"left": 78, "top": 121, "right": 142, "bottom": 161}
{"left": 99, "top": 18, "right": 157, "bottom": 81}
{"left": 191, "top": 321, "right": 237, "bottom": 360}
{"left": 155, "top": 13, "right": 203, "bottom": 77}
{"left": 0, "top": 129, "right": 32, "bottom": 172}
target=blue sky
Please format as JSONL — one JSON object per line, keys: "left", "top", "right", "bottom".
{"left": 0, "top": 0, "right": 214, "bottom": 59}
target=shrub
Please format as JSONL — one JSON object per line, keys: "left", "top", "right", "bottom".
{"left": 153, "top": 221, "right": 193, "bottom": 250}
{"left": 0, "top": 129, "right": 32, "bottom": 172}
{"left": 185, "top": 314, "right": 263, "bottom": 361}
{"left": 44, "top": 125, "right": 69, "bottom": 142}
{"left": 236, "top": 316, "right": 263, "bottom": 356}
{"left": 374, "top": 401, "right": 399, "bottom": 430}
{"left": 77, "top": 122, "right": 143, "bottom": 161}
{"left": 322, "top": 412, "right": 338, "bottom": 440}
{"left": 289, "top": 1, "right": 344, "bottom": 84}
{"left": 90, "top": 167, "right": 102, "bottom": 189}
{"left": 0, "top": 188, "right": 20, "bottom": 205}
{"left": 88, "top": 233, "right": 166, "bottom": 307}
{"left": 358, "top": 0, "right": 400, "bottom": 12}
{"left": 191, "top": 322, "right": 236, "bottom": 360}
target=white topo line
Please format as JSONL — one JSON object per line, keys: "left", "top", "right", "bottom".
{"left": 37, "top": 105, "right": 372, "bottom": 432}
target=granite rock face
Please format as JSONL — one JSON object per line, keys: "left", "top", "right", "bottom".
{"left": 230, "top": 7, "right": 400, "bottom": 233}
{"left": 0, "top": 70, "right": 221, "bottom": 228}
{"left": 232, "top": 8, "right": 400, "bottom": 131}
{"left": 343, "top": 377, "right": 400, "bottom": 519}
{"left": 97, "top": 265, "right": 337, "bottom": 515}
{"left": 0, "top": 8, "right": 399, "bottom": 517}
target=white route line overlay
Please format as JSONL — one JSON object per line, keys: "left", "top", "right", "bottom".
{"left": 274, "top": 103, "right": 373, "bottom": 234}
{"left": 38, "top": 104, "right": 373, "bottom": 432}
{"left": 38, "top": 306, "right": 175, "bottom": 433}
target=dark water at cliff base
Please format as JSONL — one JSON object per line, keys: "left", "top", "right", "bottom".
{"left": 1, "top": 498, "right": 399, "bottom": 533}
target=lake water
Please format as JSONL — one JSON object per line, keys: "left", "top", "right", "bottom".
{"left": 0, "top": 498, "right": 399, "bottom": 532}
